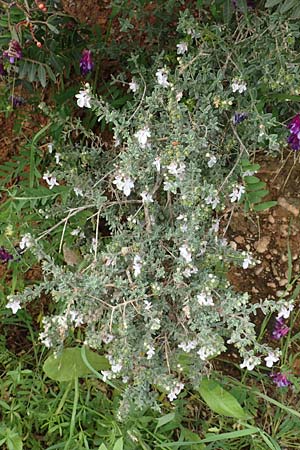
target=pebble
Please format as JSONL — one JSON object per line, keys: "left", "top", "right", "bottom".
{"left": 267, "top": 282, "right": 276, "bottom": 289}
{"left": 255, "top": 236, "right": 271, "bottom": 253}
{"left": 268, "top": 215, "right": 275, "bottom": 224}
{"left": 278, "top": 197, "right": 299, "bottom": 217}
{"left": 279, "top": 278, "right": 288, "bottom": 286}
{"left": 255, "top": 266, "right": 264, "bottom": 275}
{"left": 234, "top": 236, "right": 245, "bottom": 244}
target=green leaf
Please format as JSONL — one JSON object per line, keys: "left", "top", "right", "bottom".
{"left": 247, "top": 190, "right": 269, "bottom": 203}
{"left": 265, "top": 0, "right": 281, "bottom": 7}
{"left": 43, "top": 347, "right": 110, "bottom": 381}
{"left": 155, "top": 412, "right": 176, "bottom": 431}
{"left": 198, "top": 378, "right": 249, "bottom": 419}
{"left": 113, "top": 437, "right": 124, "bottom": 450}
{"left": 246, "top": 181, "right": 266, "bottom": 191}
{"left": 253, "top": 201, "right": 277, "bottom": 212}
{"left": 38, "top": 64, "right": 47, "bottom": 87}
{"left": 46, "top": 22, "right": 60, "bottom": 34}
{"left": 98, "top": 445, "right": 109, "bottom": 450}
{"left": 223, "top": 0, "right": 234, "bottom": 23}
{"left": 237, "top": 0, "right": 248, "bottom": 14}
{"left": 6, "top": 431, "right": 22, "bottom": 450}
{"left": 45, "top": 64, "right": 56, "bottom": 83}
{"left": 27, "top": 63, "right": 37, "bottom": 83}
{"left": 244, "top": 176, "right": 261, "bottom": 184}
{"left": 280, "top": 0, "right": 297, "bottom": 13}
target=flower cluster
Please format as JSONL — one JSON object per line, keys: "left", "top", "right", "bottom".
{"left": 287, "top": 114, "right": 300, "bottom": 150}
{"left": 80, "top": 49, "right": 94, "bottom": 76}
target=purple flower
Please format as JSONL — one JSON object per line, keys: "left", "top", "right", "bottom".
{"left": 270, "top": 372, "right": 291, "bottom": 388}
{"left": 80, "top": 49, "right": 94, "bottom": 76}
{"left": 287, "top": 114, "right": 300, "bottom": 151}
{"left": 3, "top": 40, "right": 22, "bottom": 64}
{"left": 0, "top": 247, "right": 13, "bottom": 262}
{"left": 9, "top": 95, "right": 26, "bottom": 108}
{"left": 272, "top": 317, "right": 290, "bottom": 340}
{"left": 233, "top": 112, "right": 248, "bottom": 125}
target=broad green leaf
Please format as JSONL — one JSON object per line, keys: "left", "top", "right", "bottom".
{"left": 6, "top": 431, "right": 22, "bottom": 450}
{"left": 155, "top": 412, "right": 176, "bottom": 431}
{"left": 253, "top": 201, "right": 277, "bottom": 212}
{"left": 113, "top": 437, "right": 124, "bottom": 450}
{"left": 43, "top": 347, "right": 110, "bottom": 381}
{"left": 46, "top": 22, "right": 59, "bottom": 34}
{"left": 246, "top": 181, "right": 266, "bottom": 191}
{"left": 244, "top": 176, "right": 261, "bottom": 184}
{"left": 98, "top": 445, "right": 109, "bottom": 450}
{"left": 198, "top": 378, "right": 249, "bottom": 419}
{"left": 28, "top": 63, "right": 37, "bottom": 83}
{"left": 38, "top": 64, "right": 47, "bottom": 87}
{"left": 46, "top": 64, "right": 56, "bottom": 82}
{"left": 247, "top": 190, "right": 269, "bottom": 203}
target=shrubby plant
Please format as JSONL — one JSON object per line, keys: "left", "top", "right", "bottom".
{"left": 6, "top": 9, "right": 300, "bottom": 418}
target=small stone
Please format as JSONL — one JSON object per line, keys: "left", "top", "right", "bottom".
{"left": 255, "top": 266, "right": 264, "bottom": 275}
{"left": 279, "top": 278, "right": 288, "bottom": 286}
{"left": 234, "top": 236, "right": 245, "bottom": 244}
{"left": 230, "top": 241, "right": 237, "bottom": 250}
{"left": 267, "top": 282, "right": 276, "bottom": 289}
{"left": 252, "top": 287, "right": 259, "bottom": 293}
{"left": 255, "top": 236, "right": 271, "bottom": 253}
{"left": 278, "top": 197, "right": 300, "bottom": 217}
{"left": 268, "top": 215, "right": 275, "bottom": 224}
{"left": 281, "top": 254, "right": 288, "bottom": 262}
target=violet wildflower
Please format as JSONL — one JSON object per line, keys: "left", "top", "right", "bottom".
{"left": 3, "top": 40, "right": 22, "bottom": 63}
{"left": 287, "top": 114, "right": 300, "bottom": 151}
{"left": 270, "top": 372, "right": 291, "bottom": 388}
{"left": 272, "top": 317, "right": 290, "bottom": 340}
{"left": 10, "top": 95, "right": 25, "bottom": 108}
{"left": 233, "top": 112, "right": 248, "bottom": 125}
{"left": 80, "top": 49, "right": 94, "bottom": 76}
{"left": 0, "top": 247, "right": 13, "bottom": 262}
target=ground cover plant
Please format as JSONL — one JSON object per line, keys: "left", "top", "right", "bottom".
{"left": 1, "top": 0, "right": 300, "bottom": 449}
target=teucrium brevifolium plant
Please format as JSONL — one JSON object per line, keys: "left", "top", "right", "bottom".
{"left": 8, "top": 11, "right": 298, "bottom": 417}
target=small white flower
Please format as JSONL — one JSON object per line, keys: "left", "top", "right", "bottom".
{"left": 19, "top": 233, "right": 33, "bottom": 250}
{"left": 205, "top": 195, "right": 220, "bottom": 210}
{"left": 146, "top": 345, "right": 155, "bottom": 359}
{"left": 111, "top": 363, "right": 122, "bottom": 373}
{"left": 229, "top": 185, "right": 245, "bottom": 203}
{"left": 177, "top": 42, "right": 188, "bottom": 55}
{"left": 74, "top": 187, "right": 84, "bottom": 197}
{"left": 129, "top": 79, "right": 139, "bottom": 93}
{"left": 207, "top": 155, "right": 217, "bottom": 168}
{"left": 163, "top": 181, "right": 176, "bottom": 192}
{"left": 179, "top": 244, "right": 192, "bottom": 263}
{"left": 156, "top": 68, "right": 170, "bottom": 88}
{"left": 178, "top": 340, "right": 197, "bottom": 352}
{"left": 101, "top": 370, "right": 112, "bottom": 382}
{"left": 167, "top": 161, "right": 186, "bottom": 178}
{"left": 197, "top": 347, "right": 214, "bottom": 361}
{"left": 134, "top": 127, "right": 151, "bottom": 148}
{"left": 113, "top": 174, "right": 134, "bottom": 197}
{"left": 6, "top": 298, "right": 21, "bottom": 314}
{"left": 153, "top": 157, "right": 161, "bottom": 172}
{"left": 240, "top": 356, "right": 260, "bottom": 371}
{"left": 265, "top": 352, "right": 280, "bottom": 368}
{"left": 75, "top": 85, "right": 92, "bottom": 108}
{"left": 197, "top": 292, "right": 214, "bottom": 306}
{"left": 144, "top": 300, "right": 152, "bottom": 311}
{"left": 242, "top": 254, "right": 253, "bottom": 269}
{"left": 141, "top": 191, "right": 154, "bottom": 204}
{"left": 176, "top": 91, "right": 183, "bottom": 102}
{"left": 278, "top": 304, "right": 294, "bottom": 320}
{"left": 243, "top": 169, "right": 257, "bottom": 177}
{"left": 231, "top": 79, "right": 247, "bottom": 94}
{"left": 133, "top": 254, "right": 143, "bottom": 277}
{"left": 43, "top": 172, "right": 59, "bottom": 189}
{"left": 54, "top": 153, "right": 61, "bottom": 164}
{"left": 182, "top": 265, "right": 198, "bottom": 278}
{"left": 48, "top": 143, "right": 54, "bottom": 153}
{"left": 102, "top": 333, "right": 114, "bottom": 344}
{"left": 167, "top": 382, "right": 184, "bottom": 401}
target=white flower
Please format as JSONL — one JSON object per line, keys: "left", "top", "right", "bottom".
{"left": 141, "top": 191, "right": 154, "bottom": 204}
{"left": 133, "top": 254, "right": 143, "bottom": 277}
{"left": 207, "top": 155, "right": 217, "bottom": 168}
{"left": 231, "top": 79, "right": 247, "bottom": 94}
{"left": 113, "top": 174, "right": 134, "bottom": 197}
{"left": 167, "top": 161, "right": 186, "bottom": 178}
{"left": 73, "top": 187, "right": 83, "bottom": 197}
{"left": 6, "top": 298, "right": 21, "bottom": 314}
{"left": 75, "top": 85, "right": 92, "bottom": 108}
{"left": 167, "top": 382, "right": 184, "bottom": 401}
{"left": 54, "top": 153, "right": 61, "bottom": 164}
{"left": 242, "top": 255, "right": 253, "bottom": 269}
{"left": 264, "top": 352, "right": 280, "bottom": 368}
{"left": 182, "top": 265, "right": 198, "bottom": 278}
{"left": 134, "top": 127, "right": 151, "bottom": 148}
{"left": 277, "top": 304, "right": 294, "bottom": 320}
{"left": 197, "top": 347, "right": 214, "bottom": 361}
{"left": 197, "top": 292, "right": 214, "bottom": 306}
{"left": 178, "top": 340, "right": 197, "bottom": 352}
{"left": 156, "top": 68, "right": 170, "bottom": 88}
{"left": 163, "top": 181, "right": 176, "bottom": 192}
{"left": 205, "top": 194, "right": 220, "bottom": 209}
{"left": 102, "top": 333, "right": 114, "bottom": 344}
{"left": 229, "top": 185, "right": 245, "bottom": 203}
{"left": 48, "top": 143, "right": 54, "bottom": 153}
{"left": 153, "top": 157, "right": 161, "bottom": 172}
{"left": 111, "top": 363, "right": 122, "bottom": 373}
{"left": 43, "top": 171, "right": 59, "bottom": 189}
{"left": 179, "top": 244, "right": 192, "bottom": 263}
{"left": 176, "top": 91, "right": 183, "bottom": 102}
{"left": 146, "top": 345, "right": 155, "bottom": 359}
{"left": 240, "top": 356, "right": 260, "bottom": 371}
{"left": 144, "top": 300, "right": 152, "bottom": 311}
{"left": 101, "top": 370, "right": 112, "bottom": 382}
{"left": 243, "top": 169, "right": 257, "bottom": 177}
{"left": 177, "top": 42, "right": 188, "bottom": 55}
{"left": 19, "top": 233, "right": 33, "bottom": 250}
{"left": 129, "top": 79, "right": 139, "bottom": 93}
